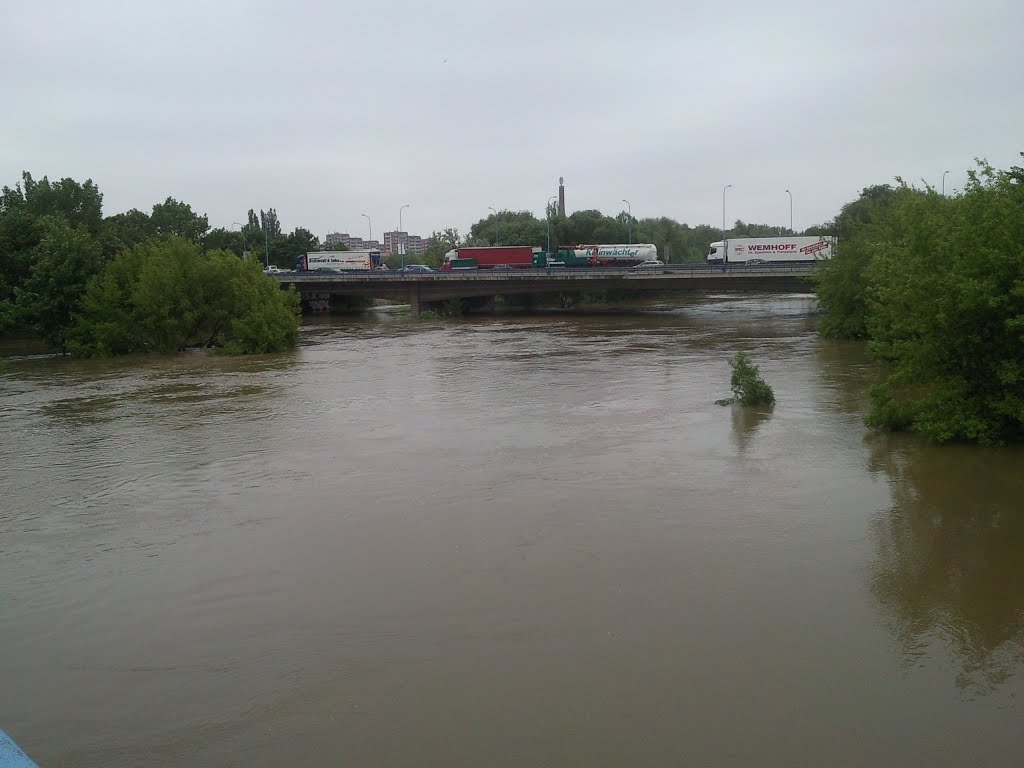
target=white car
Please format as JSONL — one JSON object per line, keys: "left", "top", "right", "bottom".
{"left": 264, "top": 265, "right": 285, "bottom": 274}
{"left": 632, "top": 259, "right": 664, "bottom": 269}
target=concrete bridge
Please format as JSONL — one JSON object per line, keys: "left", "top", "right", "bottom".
{"left": 274, "top": 263, "right": 819, "bottom": 317}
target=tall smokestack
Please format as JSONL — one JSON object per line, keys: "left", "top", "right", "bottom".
{"left": 558, "top": 176, "right": 565, "bottom": 217}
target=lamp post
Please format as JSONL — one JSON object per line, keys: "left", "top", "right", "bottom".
{"left": 546, "top": 195, "right": 557, "bottom": 256}
{"left": 722, "top": 185, "right": 732, "bottom": 238}
{"left": 398, "top": 204, "right": 410, "bottom": 269}
{"left": 361, "top": 213, "right": 372, "bottom": 243}
{"left": 488, "top": 206, "right": 499, "bottom": 245}
{"left": 785, "top": 189, "right": 793, "bottom": 233}
{"left": 232, "top": 221, "right": 246, "bottom": 259}
{"left": 942, "top": 170, "right": 949, "bottom": 196}
{"left": 622, "top": 199, "right": 631, "bottom": 244}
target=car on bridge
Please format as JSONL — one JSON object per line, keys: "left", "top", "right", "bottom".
{"left": 632, "top": 259, "right": 665, "bottom": 269}
{"left": 402, "top": 264, "right": 434, "bottom": 273}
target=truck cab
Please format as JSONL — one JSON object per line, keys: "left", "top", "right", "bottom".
{"left": 706, "top": 241, "right": 725, "bottom": 264}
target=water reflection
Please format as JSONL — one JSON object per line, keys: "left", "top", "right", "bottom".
{"left": 868, "top": 435, "right": 1024, "bottom": 696}
{"left": 730, "top": 406, "right": 771, "bottom": 455}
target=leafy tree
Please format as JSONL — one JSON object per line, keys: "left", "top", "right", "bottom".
{"left": 150, "top": 197, "right": 210, "bottom": 241}
{"left": 202, "top": 226, "right": 245, "bottom": 257}
{"left": 422, "top": 229, "right": 459, "bottom": 268}
{"left": 102, "top": 208, "right": 154, "bottom": 255}
{"left": 69, "top": 237, "right": 299, "bottom": 356}
{"left": 259, "top": 208, "right": 282, "bottom": 238}
{"left": 716, "top": 352, "right": 776, "bottom": 406}
{"left": 469, "top": 210, "right": 546, "bottom": 247}
{"left": 11, "top": 218, "right": 104, "bottom": 350}
{"left": 5, "top": 172, "right": 103, "bottom": 233}
{"left": 814, "top": 184, "right": 914, "bottom": 340}
{"left": 862, "top": 161, "right": 1024, "bottom": 444}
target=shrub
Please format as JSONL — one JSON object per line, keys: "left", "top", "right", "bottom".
{"left": 716, "top": 352, "right": 776, "bottom": 407}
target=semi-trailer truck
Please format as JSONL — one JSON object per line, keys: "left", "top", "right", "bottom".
{"left": 296, "top": 250, "right": 384, "bottom": 271}
{"left": 567, "top": 243, "right": 658, "bottom": 266}
{"left": 440, "top": 246, "right": 545, "bottom": 270}
{"left": 706, "top": 236, "right": 835, "bottom": 264}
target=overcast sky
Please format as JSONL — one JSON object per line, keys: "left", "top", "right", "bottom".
{"left": 2, "top": 0, "right": 1021, "bottom": 240}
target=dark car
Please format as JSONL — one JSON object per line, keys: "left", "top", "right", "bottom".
{"left": 403, "top": 264, "right": 434, "bottom": 273}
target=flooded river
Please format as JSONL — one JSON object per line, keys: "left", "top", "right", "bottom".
{"left": 2, "top": 294, "right": 1022, "bottom": 766}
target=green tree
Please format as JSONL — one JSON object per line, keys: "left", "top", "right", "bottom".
{"left": 259, "top": 208, "right": 282, "bottom": 238}
{"left": 202, "top": 226, "right": 245, "bottom": 257}
{"left": 150, "top": 197, "right": 210, "bottom": 241}
{"left": 102, "top": 208, "right": 154, "bottom": 255}
{"left": 716, "top": 352, "right": 776, "bottom": 407}
{"left": 70, "top": 237, "right": 299, "bottom": 356}
{"left": 11, "top": 218, "right": 104, "bottom": 350}
{"left": 814, "top": 184, "right": 911, "bottom": 340}
{"left": 862, "top": 162, "right": 1024, "bottom": 444}
{"left": 6, "top": 172, "right": 104, "bottom": 233}
{"left": 469, "top": 210, "right": 545, "bottom": 247}
{"left": 422, "top": 228, "right": 460, "bottom": 267}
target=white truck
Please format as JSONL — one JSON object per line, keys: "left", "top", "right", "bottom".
{"left": 296, "top": 250, "right": 384, "bottom": 271}
{"left": 706, "top": 236, "right": 835, "bottom": 264}
{"left": 570, "top": 243, "right": 658, "bottom": 265}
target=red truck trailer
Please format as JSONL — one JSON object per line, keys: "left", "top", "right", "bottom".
{"left": 440, "top": 246, "right": 542, "bottom": 270}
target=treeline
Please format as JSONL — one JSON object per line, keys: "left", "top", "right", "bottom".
{"left": 0, "top": 172, "right": 299, "bottom": 355}
{"left": 815, "top": 157, "right": 1024, "bottom": 445}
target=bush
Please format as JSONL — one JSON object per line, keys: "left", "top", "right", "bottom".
{"left": 68, "top": 237, "right": 300, "bottom": 356}
{"left": 862, "top": 162, "right": 1024, "bottom": 444}
{"left": 716, "top": 352, "right": 776, "bottom": 407}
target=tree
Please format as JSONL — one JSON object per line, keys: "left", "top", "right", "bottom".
{"left": 150, "top": 197, "right": 210, "bottom": 241}
{"left": 421, "top": 228, "right": 460, "bottom": 268}
{"left": 12, "top": 218, "right": 104, "bottom": 350}
{"left": 259, "top": 208, "right": 282, "bottom": 238}
{"left": 469, "top": 210, "right": 545, "bottom": 247}
{"left": 6, "top": 172, "right": 104, "bottom": 233}
{"left": 102, "top": 208, "right": 154, "bottom": 255}
{"left": 716, "top": 352, "right": 776, "bottom": 407}
{"left": 70, "top": 237, "right": 299, "bottom": 356}
{"left": 814, "top": 184, "right": 912, "bottom": 340}
{"left": 0, "top": 173, "right": 106, "bottom": 338}
{"left": 862, "top": 162, "right": 1024, "bottom": 444}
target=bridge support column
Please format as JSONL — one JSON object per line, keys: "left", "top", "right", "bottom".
{"left": 409, "top": 284, "right": 421, "bottom": 319}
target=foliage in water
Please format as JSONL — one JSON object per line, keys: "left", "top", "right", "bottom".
{"left": 716, "top": 351, "right": 776, "bottom": 407}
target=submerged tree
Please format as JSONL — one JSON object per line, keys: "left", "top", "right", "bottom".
{"left": 716, "top": 352, "right": 776, "bottom": 407}
{"left": 69, "top": 237, "right": 299, "bottom": 357}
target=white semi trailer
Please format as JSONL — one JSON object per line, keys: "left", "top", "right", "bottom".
{"left": 706, "top": 236, "right": 835, "bottom": 264}
{"left": 296, "top": 250, "right": 384, "bottom": 271}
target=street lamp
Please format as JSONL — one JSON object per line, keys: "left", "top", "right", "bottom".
{"left": 942, "top": 170, "right": 949, "bottom": 196}
{"left": 785, "top": 190, "right": 793, "bottom": 233}
{"left": 398, "top": 204, "right": 410, "bottom": 269}
{"left": 722, "top": 185, "right": 732, "bottom": 238}
{"left": 488, "top": 206, "right": 499, "bottom": 245}
{"left": 232, "top": 221, "right": 246, "bottom": 259}
{"left": 622, "top": 199, "right": 631, "bottom": 244}
{"left": 546, "top": 195, "right": 557, "bottom": 256}
{"left": 361, "top": 213, "right": 372, "bottom": 243}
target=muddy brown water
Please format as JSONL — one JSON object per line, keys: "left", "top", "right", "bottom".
{"left": 2, "top": 295, "right": 1022, "bottom": 766}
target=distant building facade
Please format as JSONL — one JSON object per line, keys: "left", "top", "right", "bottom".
{"left": 383, "top": 231, "right": 431, "bottom": 256}
{"left": 324, "top": 232, "right": 384, "bottom": 251}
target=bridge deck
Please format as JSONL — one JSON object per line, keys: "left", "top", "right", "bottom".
{"left": 272, "top": 263, "right": 820, "bottom": 316}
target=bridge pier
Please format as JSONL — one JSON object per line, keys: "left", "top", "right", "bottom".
{"left": 408, "top": 284, "right": 421, "bottom": 319}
